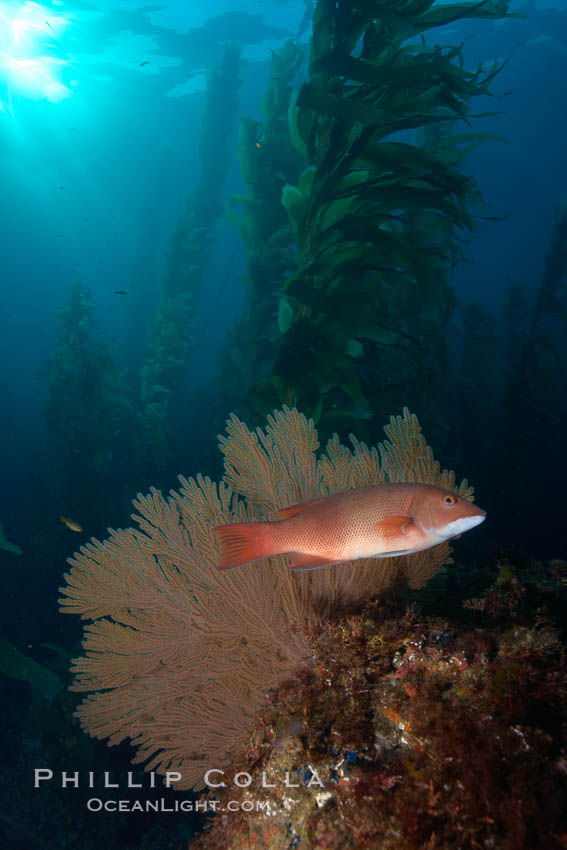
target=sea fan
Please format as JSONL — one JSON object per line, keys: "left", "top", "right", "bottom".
{"left": 60, "top": 406, "right": 474, "bottom": 789}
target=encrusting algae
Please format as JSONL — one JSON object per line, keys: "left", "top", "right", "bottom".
{"left": 191, "top": 563, "right": 567, "bottom": 850}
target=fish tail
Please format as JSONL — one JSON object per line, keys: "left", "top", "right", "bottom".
{"left": 214, "top": 522, "right": 273, "bottom": 570}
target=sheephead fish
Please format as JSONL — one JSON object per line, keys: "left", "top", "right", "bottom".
{"left": 214, "top": 483, "right": 486, "bottom": 571}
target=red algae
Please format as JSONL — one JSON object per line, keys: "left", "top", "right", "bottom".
{"left": 190, "top": 559, "right": 567, "bottom": 850}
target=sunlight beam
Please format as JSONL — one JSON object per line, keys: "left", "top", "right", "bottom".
{"left": 0, "top": 1, "right": 70, "bottom": 106}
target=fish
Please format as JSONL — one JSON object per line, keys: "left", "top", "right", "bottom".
{"left": 114, "top": 290, "right": 128, "bottom": 295}
{"left": 214, "top": 483, "right": 486, "bottom": 571}
{"left": 60, "top": 515, "right": 83, "bottom": 533}
{"left": 139, "top": 61, "right": 151, "bottom": 67}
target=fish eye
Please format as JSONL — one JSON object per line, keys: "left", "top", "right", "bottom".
{"left": 443, "top": 494, "right": 456, "bottom": 506}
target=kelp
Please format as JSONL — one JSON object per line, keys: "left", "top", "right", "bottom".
{"left": 500, "top": 196, "right": 567, "bottom": 433}
{"left": 140, "top": 45, "right": 242, "bottom": 480}
{"left": 227, "top": 0, "right": 510, "bottom": 434}
{"left": 0, "top": 638, "right": 62, "bottom": 701}
{"left": 525, "top": 194, "right": 567, "bottom": 374}
{"left": 39, "top": 284, "right": 133, "bottom": 527}
{"left": 500, "top": 198, "right": 567, "bottom": 532}
{"left": 219, "top": 41, "right": 306, "bottom": 422}
{"left": 449, "top": 198, "right": 567, "bottom": 556}
{"left": 0, "top": 523, "right": 22, "bottom": 555}
{"left": 278, "top": 0, "right": 509, "bottom": 427}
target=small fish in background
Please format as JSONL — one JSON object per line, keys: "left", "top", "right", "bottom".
{"left": 139, "top": 61, "right": 151, "bottom": 67}
{"left": 60, "top": 515, "right": 83, "bottom": 533}
{"left": 215, "top": 483, "right": 486, "bottom": 571}
{"left": 114, "top": 290, "right": 128, "bottom": 295}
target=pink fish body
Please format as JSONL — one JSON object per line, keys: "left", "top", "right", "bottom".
{"left": 214, "top": 482, "right": 486, "bottom": 571}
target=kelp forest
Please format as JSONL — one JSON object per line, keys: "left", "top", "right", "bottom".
{"left": 2, "top": 1, "right": 567, "bottom": 848}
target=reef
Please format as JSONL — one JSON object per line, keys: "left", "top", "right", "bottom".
{"left": 59, "top": 407, "right": 469, "bottom": 792}
{"left": 190, "top": 557, "right": 567, "bottom": 850}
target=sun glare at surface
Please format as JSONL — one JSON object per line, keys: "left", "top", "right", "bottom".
{"left": 0, "top": 1, "right": 70, "bottom": 107}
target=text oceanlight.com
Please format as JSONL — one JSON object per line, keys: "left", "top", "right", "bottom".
{"left": 86, "top": 798, "right": 271, "bottom": 813}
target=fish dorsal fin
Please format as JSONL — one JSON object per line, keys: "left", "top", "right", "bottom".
{"left": 374, "top": 515, "right": 413, "bottom": 540}
{"left": 287, "top": 553, "right": 334, "bottom": 571}
{"left": 273, "top": 497, "right": 326, "bottom": 520}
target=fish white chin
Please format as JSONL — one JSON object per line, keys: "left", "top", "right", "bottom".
{"left": 436, "top": 514, "right": 486, "bottom": 539}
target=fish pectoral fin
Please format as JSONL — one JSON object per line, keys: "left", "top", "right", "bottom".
{"left": 286, "top": 553, "right": 334, "bottom": 571}
{"left": 374, "top": 515, "right": 413, "bottom": 539}
{"left": 273, "top": 497, "right": 326, "bottom": 520}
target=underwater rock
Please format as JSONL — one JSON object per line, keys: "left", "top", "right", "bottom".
{"left": 190, "top": 569, "right": 567, "bottom": 850}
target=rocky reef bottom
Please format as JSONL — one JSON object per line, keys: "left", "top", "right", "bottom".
{"left": 191, "top": 557, "right": 567, "bottom": 850}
